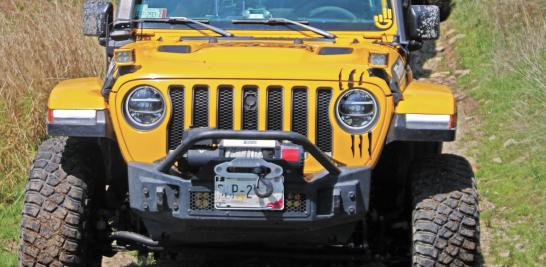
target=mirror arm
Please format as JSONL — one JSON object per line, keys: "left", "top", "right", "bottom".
{"left": 407, "top": 40, "right": 423, "bottom": 51}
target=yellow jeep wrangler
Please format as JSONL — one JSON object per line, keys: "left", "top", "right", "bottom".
{"left": 19, "top": 0, "right": 477, "bottom": 266}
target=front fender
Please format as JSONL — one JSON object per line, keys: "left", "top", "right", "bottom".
{"left": 47, "top": 77, "right": 113, "bottom": 138}
{"left": 397, "top": 81, "right": 456, "bottom": 115}
{"left": 48, "top": 77, "right": 106, "bottom": 110}
{"left": 387, "top": 81, "right": 457, "bottom": 143}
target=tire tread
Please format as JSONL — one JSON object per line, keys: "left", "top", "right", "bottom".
{"left": 411, "top": 154, "right": 480, "bottom": 267}
{"left": 18, "top": 138, "right": 99, "bottom": 267}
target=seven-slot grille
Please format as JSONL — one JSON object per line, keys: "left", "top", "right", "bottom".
{"left": 168, "top": 85, "right": 333, "bottom": 153}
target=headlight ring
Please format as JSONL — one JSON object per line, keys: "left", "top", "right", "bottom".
{"left": 335, "top": 88, "right": 380, "bottom": 134}
{"left": 124, "top": 86, "right": 166, "bottom": 130}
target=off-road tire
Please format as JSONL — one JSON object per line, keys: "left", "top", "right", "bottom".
{"left": 410, "top": 154, "right": 480, "bottom": 267}
{"left": 19, "top": 138, "right": 102, "bottom": 267}
{"left": 414, "top": 0, "right": 452, "bottom": 21}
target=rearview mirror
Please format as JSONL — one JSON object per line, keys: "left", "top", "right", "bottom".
{"left": 407, "top": 5, "right": 440, "bottom": 41}
{"left": 83, "top": 0, "right": 114, "bottom": 37}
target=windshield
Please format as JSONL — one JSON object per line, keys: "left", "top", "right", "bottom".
{"left": 133, "top": 0, "right": 394, "bottom": 31}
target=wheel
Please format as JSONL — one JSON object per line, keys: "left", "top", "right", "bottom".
{"left": 410, "top": 154, "right": 480, "bottom": 267}
{"left": 19, "top": 138, "right": 104, "bottom": 266}
{"left": 414, "top": 0, "right": 452, "bottom": 21}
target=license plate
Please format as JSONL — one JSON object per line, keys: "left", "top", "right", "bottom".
{"left": 214, "top": 176, "right": 284, "bottom": 210}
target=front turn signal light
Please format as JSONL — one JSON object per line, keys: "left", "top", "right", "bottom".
{"left": 450, "top": 114, "right": 458, "bottom": 129}
{"left": 47, "top": 109, "right": 98, "bottom": 125}
{"left": 404, "top": 114, "right": 454, "bottom": 130}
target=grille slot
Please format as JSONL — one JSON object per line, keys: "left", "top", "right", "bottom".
{"left": 266, "top": 86, "right": 283, "bottom": 131}
{"left": 316, "top": 88, "right": 333, "bottom": 153}
{"left": 168, "top": 86, "right": 185, "bottom": 151}
{"left": 291, "top": 87, "right": 308, "bottom": 136}
{"left": 242, "top": 86, "right": 259, "bottom": 130}
{"left": 192, "top": 86, "right": 209, "bottom": 128}
{"left": 217, "top": 86, "right": 234, "bottom": 130}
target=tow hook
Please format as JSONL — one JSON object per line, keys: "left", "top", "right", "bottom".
{"left": 254, "top": 172, "right": 274, "bottom": 198}
{"left": 214, "top": 159, "right": 283, "bottom": 199}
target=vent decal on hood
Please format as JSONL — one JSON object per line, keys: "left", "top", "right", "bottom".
{"left": 158, "top": 45, "right": 192, "bottom": 54}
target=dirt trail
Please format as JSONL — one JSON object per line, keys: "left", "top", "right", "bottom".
{"left": 102, "top": 22, "right": 489, "bottom": 267}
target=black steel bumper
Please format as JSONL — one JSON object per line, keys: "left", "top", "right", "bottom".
{"left": 128, "top": 129, "right": 371, "bottom": 245}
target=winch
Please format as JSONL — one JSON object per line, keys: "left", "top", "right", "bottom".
{"left": 182, "top": 138, "right": 304, "bottom": 171}
{"left": 177, "top": 138, "right": 303, "bottom": 207}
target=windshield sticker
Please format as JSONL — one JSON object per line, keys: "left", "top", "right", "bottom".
{"left": 242, "top": 8, "right": 272, "bottom": 20}
{"left": 374, "top": 0, "right": 393, "bottom": 29}
{"left": 135, "top": 4, "right": 167, "bottom": 19}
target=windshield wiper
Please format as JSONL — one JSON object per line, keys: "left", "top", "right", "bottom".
{"left": 134, "top": 17, "right": 234, "bottom": 37}
{"left": 232, "top": 18, "right": 336, "bottom": 39}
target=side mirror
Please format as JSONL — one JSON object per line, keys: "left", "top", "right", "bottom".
{"left": 83, "top": 1, "right": 114, "bottom": 37}
{"left": 407, "top": 5, "right": 440, "bottom": 41}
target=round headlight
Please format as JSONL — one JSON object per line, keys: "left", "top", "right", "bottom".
{"left": 124, "top": 86, "right": 166, "bottom": 129}
{"left": 335, "top": 89, "right": 379, "bottom": 133}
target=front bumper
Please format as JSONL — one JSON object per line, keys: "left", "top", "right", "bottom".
{"left": 127, "top": 129, "right": 371, "bottom": 245}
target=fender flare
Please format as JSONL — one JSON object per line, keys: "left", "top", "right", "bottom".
{"left": 47, "top": 78, "right": 113, "bottom": 138}
{"left": 387, "top": 81, "right": 457, "bottom": 143}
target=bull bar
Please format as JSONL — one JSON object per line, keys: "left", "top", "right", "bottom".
{"left": 127, "top": 129, "right": 372, "bottom": 245}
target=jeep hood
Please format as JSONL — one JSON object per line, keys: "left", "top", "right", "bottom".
{"left": 115, "top": 41, "right": 395, "bottom": 84}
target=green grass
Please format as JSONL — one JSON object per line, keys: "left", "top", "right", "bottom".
{"left": 451, "top": 0, "right": 546, "bottom": 265}
{"left": 0, "top": 97, "right": 28, "bottom": 266}
{"left": 0, "top": 103, "right": 32, "bottom": 267}
{"left": 0, "top": 198, "right": 24, "bottom": 266}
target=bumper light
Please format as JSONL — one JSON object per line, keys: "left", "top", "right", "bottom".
{"left": 285, "top": 193, "right": 305, "bottom": 209}
{"left": 192, "top": 192, "right": 212, "bottom": 209}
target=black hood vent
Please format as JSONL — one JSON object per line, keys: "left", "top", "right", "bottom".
{"left": 158, "top": 45, "right": 192, "bottom": 54}
{"left": 318, "top": 47, "right": 353, "bottom": 55}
